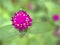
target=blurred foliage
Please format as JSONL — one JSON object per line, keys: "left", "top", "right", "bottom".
{"left": 0, "top": 0, "right": 60, "bottom": 45}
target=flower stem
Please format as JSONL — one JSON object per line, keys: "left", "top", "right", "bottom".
{"left": 0, "top": 40, "right": 2, "bottom": 45}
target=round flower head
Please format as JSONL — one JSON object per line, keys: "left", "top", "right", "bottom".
{"left": 53, "top": 30, "right": 59, "bottom": 36}
{"left": 11, "top": 10, "right": 32, "bottom": 31}
{"left": 52, "top": 14, "right": 59, "bottom": 21}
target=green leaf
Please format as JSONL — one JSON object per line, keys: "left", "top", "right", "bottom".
{"left": 0, "top": 25, "right": 19, "bottom": 40}
{"left": 29, "top": 22, "right": 54, "bottom": 34}
{"left": 44, "top": 2, "right": 58, "bottom": 14}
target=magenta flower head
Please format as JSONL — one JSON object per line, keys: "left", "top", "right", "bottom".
{"left": 11, "top": 10, "right": 32, "bottom": 31}
{"left": 52, "top": 14, "right": 59, "bottom": 21}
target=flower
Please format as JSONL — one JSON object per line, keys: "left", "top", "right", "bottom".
{"left": 53, "top": 30, "right": 59, "bottom": 36}
{"left": 52, "top": 14, "right": 59, "bottom": 21}
{"left": 28, "top": 4, "right": 33, "bottom": 10}
{"left": 11, "top": 10, "right": 32, "bottom": 31}
{"left": 28, "top": 4, "right": 35, "bottom": 11}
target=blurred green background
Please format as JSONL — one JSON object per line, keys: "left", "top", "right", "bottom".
{"left": 0, "top": 0, "right": 60, "bottom": 45}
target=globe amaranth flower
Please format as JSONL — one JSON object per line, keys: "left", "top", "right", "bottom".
{"left": 52, "top": 14, "right": 59, "bottom": 21}
{"left": 11, "top": 10, "right": 32, "bottom": 31}
{"left": 28, "top": 4, "right": 33, "bottom": 10}
{"left": 53, "top": 30, "right": 59, "bottom": 36}
{"left": 53, "top": 26, "right": 60, "bottom": 36}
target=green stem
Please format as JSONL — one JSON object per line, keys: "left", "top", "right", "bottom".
{"left": 0, "top": 40, "right": 2, "bottom": 45}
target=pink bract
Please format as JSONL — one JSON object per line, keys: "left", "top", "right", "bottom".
{"left": 52, "top": 14, "right": 59, "bottom": 21}
{"left": 11, "top": 10, "right": 32, "bottom": 31}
